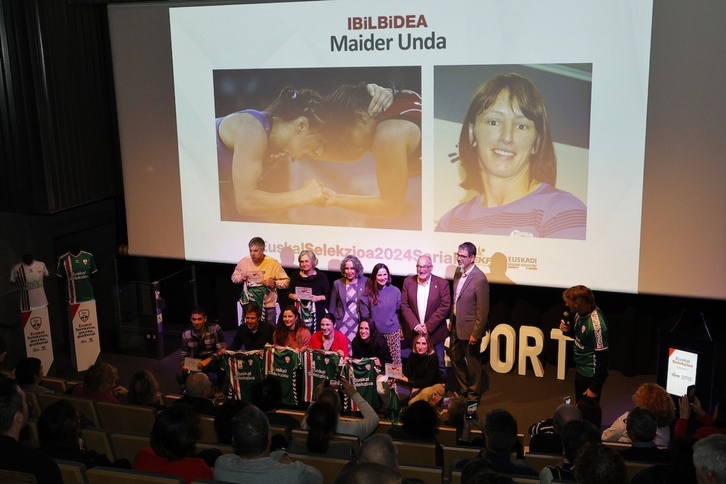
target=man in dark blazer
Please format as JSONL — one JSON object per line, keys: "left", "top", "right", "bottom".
{"left": 401, "top": 255, "right": 451, "bottom": 379}
{"left": 450, "top": 241, "right": 489, "bottom": 400}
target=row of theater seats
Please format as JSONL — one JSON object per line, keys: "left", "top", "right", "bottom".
{"left": 21, "top": 378, "right": 651, "bottom": 484}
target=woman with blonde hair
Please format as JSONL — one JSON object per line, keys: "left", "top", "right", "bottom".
{"left": 602, "top": 382, "right": 676, "bottom": 446}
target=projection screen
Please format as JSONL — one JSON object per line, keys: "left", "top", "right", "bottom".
{"left": 110, "top": 0, "right": 681, "bottom": 295}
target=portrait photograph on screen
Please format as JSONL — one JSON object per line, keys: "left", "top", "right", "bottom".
{"left": 213, "top": 66, "right": 422, "bottom": 229}
{"left": 433, "top": 64, "right": 591, "bottom": 240}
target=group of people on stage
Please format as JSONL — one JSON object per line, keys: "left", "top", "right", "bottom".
{"left": 180, "top": 235, "right": 612, "bottom": 412}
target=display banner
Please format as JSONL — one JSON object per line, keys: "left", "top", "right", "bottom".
{"left": 69, "top": 300, "right": 101, "bottom": 371}
{"left": 22, "top": 307, "right": 55, "bottom": 373}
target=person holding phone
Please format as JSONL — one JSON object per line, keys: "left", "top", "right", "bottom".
{"left": 559, "top": 285, "right": 609, "bottom": 402}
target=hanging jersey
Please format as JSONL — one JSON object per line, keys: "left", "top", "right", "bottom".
{"left": 10, "top": 261, "right": 50, "bottom": 311}
{"left": 346, "top": 358, "right": 381, "bottom": 412}
{"left": 301, "top": 349, "right": 342, "bottom": 403}
{"left": 56, "top": 251, "right": 97, "bottom": 303}
{"left": 264, "top": 346, "right": 301, "bottom": 406}
{"left": 223, "top": 350, "right": 264, "bottom": 401}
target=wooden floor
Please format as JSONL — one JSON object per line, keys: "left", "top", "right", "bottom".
{"left": 49, "top": 334, "right": 652, "bottom": 445}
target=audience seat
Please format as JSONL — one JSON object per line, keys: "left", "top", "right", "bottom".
{"left": 86, "top": 467, "right": 183, "bottom": 484}
{"left": 291, "top": 428, "right": 361, "bottom": 453}
{"left": 0, "top": 469, "right": 38, "bottom": 483}
{"left": 398, "top": 464, "right": 443, "bottom": 482}
{"left": 96, "top": 401, "right": 157, "bottom": 434}
{"left": 41, "top": 377, "right": 68, "bottom": 393}
{"left": 524, "top": 452, "right": 564, "bottom": 472}
{"left": 55, "top": 458, "right": 89, "bottom": 484}
{"left": 109, "top": 432, "right": 150, "bottom": 463}
{"left": 288, "top": 453, "right": 349, "bottom": 484}
{"left": 36, "top": 393, "right": 101, "bottom": 427}
{"left": 442, "top": 445, "right": 480, "bottom": 482}
{"left": 81, "top": 428, "right": 116, "bottom": 462}
{"left": 392, "top": 440, "right": 439, "bottom": 467}
{"left": 198, "top": 416, "right": 217, "bottom": 443}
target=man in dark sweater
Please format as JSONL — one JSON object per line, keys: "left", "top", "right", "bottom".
{"left": 0, "top": 378, "right": 62, "bottom": 483}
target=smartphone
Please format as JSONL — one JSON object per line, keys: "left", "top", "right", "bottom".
{"left": 563, "top": 396, "right": 572, "bottom": 405}
{"left": 441, "top": 397, "right": 452, "bottom": 407}
{"left": 465, "top": 400, "right": 478, "bottom": 420}
{"left": 328, "top": 379, "right": 340, "bottom": 389}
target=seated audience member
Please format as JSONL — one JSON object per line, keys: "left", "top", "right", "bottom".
{"left": 0, "top": 378, "right": 63, "bottom": 483}
{"left": 676, "top": 394, "right": 726, "bottom": 441}
{"left": 215, "top": 399, "right": 249, "bottom": 445}
{"left": 310, "top": 313, "right": 350, "bottom": 357}
{"left": 631, "top": 437, "right": 698, "bottom": 484}
{"left": 272, "top": 305, "right": 311, "bottom": 350}
{"left": 250, "top": 376, "right": 300, "bottom": 430}
{"left": 294, "top": 401, "right": 353, "bottom": 458}
{"left": 458, "top": 409, "right": 538, "bottom": 477}
{"left": 14, "top": 357, "right": 51, "bottom": 395}
{"left": 461, "top": 457, "right": 515, "bottom": 484}
{"left": 339, "top": 462, "right": 401, "bottom": 484}
{"left": 388, "top": 399, "right": 443, "bottom": 467}
{"left": 214, "top": 406, "right": 323, "bottom": 483}
{"left": 301, "top": 378, "right": 380, "bottom": 441}
{"left": 335, "top": 433, "right": 400, "bottom": 484}
{"left": 692, "top": 434, "right": 726, "bottom": 484}
{"left": 540, "top": 419, "right": 601, "bottom": 484}
{"left": 38, "top": 399, "right": 130, "bottom": 469}
{"left": 529, "top": 403, "right": 582, "bottom": 454}
{"left": 602, "top": 382, "right": 675, "bottom": 447}
{"left": 128, "top": 369, "right": 165, "bottom": 410}
{"left": 72, "top": 362, "right": 128, "bottom": 402}
{"left": 395, "top": 333, "right": 445, "bottom": 405}
{"left": 230, "top": 303, "right": 274, "bottom": 351}
{"left": 572, "top": 443, "right": 627, "bottom": 484}
{"left": 620, "top": 407, "right": 670, "bottom": 463}
{"left": 133, "top": 405, "right": 214, "bottom": 482}
{"left": 174, "top": 372, "right": 216, "bottom": 416}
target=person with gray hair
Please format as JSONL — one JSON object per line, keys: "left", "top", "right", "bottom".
{"left": 693, "top": 434, "right": 726, "bottom": 484}
{"left": 329, "top": 254, "right": 370, "bottom": 344}
{"left": 214, "top": 406, "right": 322, "bottom": 483}
{"left": 287, "top": 249, "right": 330, "bottom": 333}
{"left": 359, "top": 434, "right": 399, "bottom": 470}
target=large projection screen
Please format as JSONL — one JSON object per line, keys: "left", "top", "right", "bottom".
{"left": 109, "top": 0, "right": 726, "bottom": 300}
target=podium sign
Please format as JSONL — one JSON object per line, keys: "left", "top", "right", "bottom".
{"left": 69, "top": 300, "right": 101, "bottom": 371}
{"left": 22, "top": 307, "right": 55, "bottom": 372}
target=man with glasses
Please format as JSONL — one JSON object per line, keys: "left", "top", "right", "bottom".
{"left": 401, "top": 255, "right": 451, "bottom": 379}
{"left": 449, "top": 242, "right": 490, "bottom": 400}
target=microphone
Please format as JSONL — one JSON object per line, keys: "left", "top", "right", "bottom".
{"left": 563, "top": 310, "right": 573, "bottom": 324}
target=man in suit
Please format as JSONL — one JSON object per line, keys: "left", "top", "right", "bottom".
{"left": 449, "top": 241, "right": 489, "bottom": 400}
{"left": 401, "top": 255, "right": 451, "bottom": 379}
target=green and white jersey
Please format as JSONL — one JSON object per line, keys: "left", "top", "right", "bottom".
{"left": 573, "top": 308, "right": 609, "bottom": 378}
{"left": 264, "top": 346, "right": 301, "bottom": 406}
{"left": 56, "top": 251, "right": 97, "bottom": 303}
{"left": 223, "top": 350, "right": 264, "bottom": 401}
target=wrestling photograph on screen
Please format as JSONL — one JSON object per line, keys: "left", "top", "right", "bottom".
{"left": 214, "top": 66, "right": 422, "bottom": 230}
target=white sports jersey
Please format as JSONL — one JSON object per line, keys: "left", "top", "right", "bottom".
{"left": 10, "top": 260, "right": 49, "bottom": 311}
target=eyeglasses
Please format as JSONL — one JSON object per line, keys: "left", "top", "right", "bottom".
{"left": 456, "top": 253, "right": 472, "bottom": 259}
